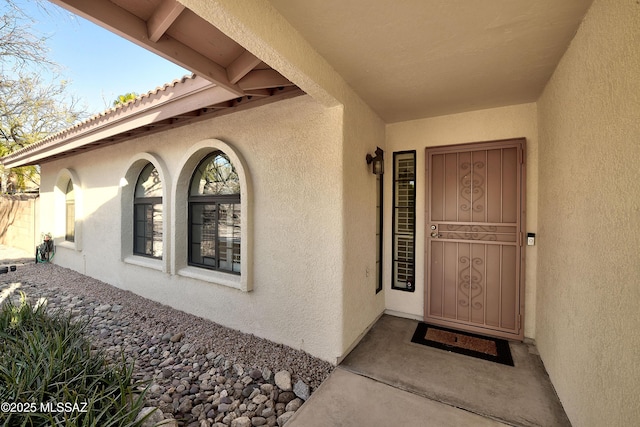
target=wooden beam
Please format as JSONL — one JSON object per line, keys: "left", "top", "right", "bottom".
{"left": 208, "top": 101, "right": 234, "bottom": 109}
{"left": 147, "top": 0, "right": 185, "bottom": 43}
{"left": 243, "top": 89, "right": 271, "bottom": 97}
{"left": 227, "top": 50, "right": 262, "bottom": 84}
{"left": 173, "top": 111, "right": 201, "bottom": 119}
{"left": 50, "top": 0, "right": 244, "bottom": 96}
{"left": 237, "top": 69, "right": 294, "bottom": 91}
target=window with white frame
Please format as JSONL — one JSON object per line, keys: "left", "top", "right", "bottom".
{"left": 133, "top": 163, "right": 163, "bottom": 258}
{"left": 188, "top": 151, "right": 241, "bottom": 273}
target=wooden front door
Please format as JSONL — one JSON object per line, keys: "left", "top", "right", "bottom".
{"left": 425, "top": 138, "right": 525, "bottom": 340}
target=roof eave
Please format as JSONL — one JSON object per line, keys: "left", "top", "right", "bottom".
{"left": 2, "top": 75, "right": 237, "bottom": 168}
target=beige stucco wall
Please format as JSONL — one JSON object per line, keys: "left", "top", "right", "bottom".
{"left": 535, "top": 0, "right": 640, "bottom": 424}
{"left": 179, "top": 0, "right": 389, "bottom": 359}
{"left": 40, "top": 95, "right": 348, "bottom": 362}
{"left": 340, "top": 102, "right": 387, "bottom": 358}
{"left": 385, "top": 103, "right": 539, "bottom": 339}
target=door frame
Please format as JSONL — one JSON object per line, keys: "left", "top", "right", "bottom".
{"left": 424, "top": 138, "right": 526, "bottom": 340}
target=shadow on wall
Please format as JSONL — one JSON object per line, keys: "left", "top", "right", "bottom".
{"left": 0, "top": 194, "right": 39, "bottom": 254}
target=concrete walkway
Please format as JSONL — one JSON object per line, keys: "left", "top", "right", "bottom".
{"left": 289, "top": 367, "right": 510, "bottom": 427}
{"left": 289, "top": 315, "right": 570, "bottom": 427}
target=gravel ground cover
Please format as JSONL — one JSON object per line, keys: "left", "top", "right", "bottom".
{"left": 0, "top": 263, "right": 334, "bottom": 426}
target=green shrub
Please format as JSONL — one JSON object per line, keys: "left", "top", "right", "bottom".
{"left": 0, "top": 292, "right": 149, "bottom": 426}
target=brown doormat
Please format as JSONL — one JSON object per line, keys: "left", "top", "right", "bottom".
{"left": 411, "top": 323, "right": 514, "bottom": 366}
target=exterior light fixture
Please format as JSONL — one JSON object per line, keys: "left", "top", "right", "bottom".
{"left": 366, "top": 147, "right": 384, "bottom": 175}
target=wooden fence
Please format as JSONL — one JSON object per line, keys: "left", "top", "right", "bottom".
{"left": 0, "top": 194, "right": 39, "bottom": 255}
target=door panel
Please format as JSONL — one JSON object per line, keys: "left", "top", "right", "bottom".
{"left": 425, "top": 139, "right": 525, "bottom": 339}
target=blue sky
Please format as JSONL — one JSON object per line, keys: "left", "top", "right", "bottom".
{"left": 13, "top": 0, "right": 190, "bottom": 116}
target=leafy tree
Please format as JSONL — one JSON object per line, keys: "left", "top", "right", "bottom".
{"left": 0, "top": 74, "right": 80, "bottom": 152}
{"left": 0, "top": 0, "right": 84, "bottom": 193}
{"left": 113, "top": 92, "right": 138, "bottom": 107}
{"left": 0, "top": 74, "right": 81, "bottom": 191}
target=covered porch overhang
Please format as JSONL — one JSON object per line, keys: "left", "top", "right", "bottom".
{"left": 49, "top": 0, "right": 298, "bottom": 100}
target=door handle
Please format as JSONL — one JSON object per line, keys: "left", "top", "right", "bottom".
{"left": 431, "top": 232, "right": 441, "bottom": 238}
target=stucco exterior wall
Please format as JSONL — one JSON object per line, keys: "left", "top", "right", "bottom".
{"left": 39, "top": 95, "right": 346, "bottom": 362}
{"left": 340, "top": 102, "right": 387, "bottom": 359}
{"left": 178, "top": 0, "right": 389, "bottom": 359}
{"left": 385, "top": 103, "right": 539, "bottom": 339}
{"left": 536, "top": 0, "right": 640, "bottom": 424}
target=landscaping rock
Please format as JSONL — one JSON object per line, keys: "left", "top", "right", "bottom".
{"left": 170, "top": 332, "right": 184, "bottom": 343}
{"left": 285, "top": 398, "right": 303, "bottom": 413}
{"left": 231, "top": 416, "right": 252, "bottom": 427}
{"left": 276, "top": 411, "right": 295, "bottom": 426}
{"left": 135, "top": 407, "right": 164, "bottom": 427}
{"left": 274, "top": 371, "right": 292, "bottom": 391}
{"left": 276, "top": 392, "right": 295, "bottom": 404}
{"left": 293, "top": 380, "right": 310, "bottom": 401}
{"left": 2, "top": 264, "right": 334, "bottom": 426}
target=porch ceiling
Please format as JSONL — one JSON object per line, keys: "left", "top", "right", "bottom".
{"left": 48, "top": 0, "right": 593, "bottom": 124}
{"left": 268, "top": 0, "right": 594, "bottom": 122}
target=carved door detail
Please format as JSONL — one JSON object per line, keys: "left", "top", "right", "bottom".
{"left": 425, "top": 139, "right": 525, "bottom": 339}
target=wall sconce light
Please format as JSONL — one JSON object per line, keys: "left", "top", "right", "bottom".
{"left": 366, "top": 147, "right": 384, "bottom": 175}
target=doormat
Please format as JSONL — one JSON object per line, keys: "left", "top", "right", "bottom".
{"left": 411, "top": 323, "right": 514, "bottom": 366}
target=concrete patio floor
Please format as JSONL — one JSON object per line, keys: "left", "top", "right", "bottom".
{"left": 289, "top": 315, "right": 571, "bottom": 427}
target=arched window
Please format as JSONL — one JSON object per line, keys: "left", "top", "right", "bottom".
{"left": 65, "top": 180, "right": 75, "bottom": 242}
{"left": 188, "top": 152, "right": 241, "bottom": 273}
{"left": 134, "top": 163, "right": 163, "bottom": 258}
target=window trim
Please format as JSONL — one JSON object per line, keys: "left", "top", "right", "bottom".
{"left": 391, "top": 150, "right": 416, "bottom": 292}
{"left": 54, "top": 168, "right": 82, "bottom": 251}
{"left": 120, "top": 153, "right": 170, "bottom": 272}
{"left": 173, "top": 139, "right": 252, "bottom": 292}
